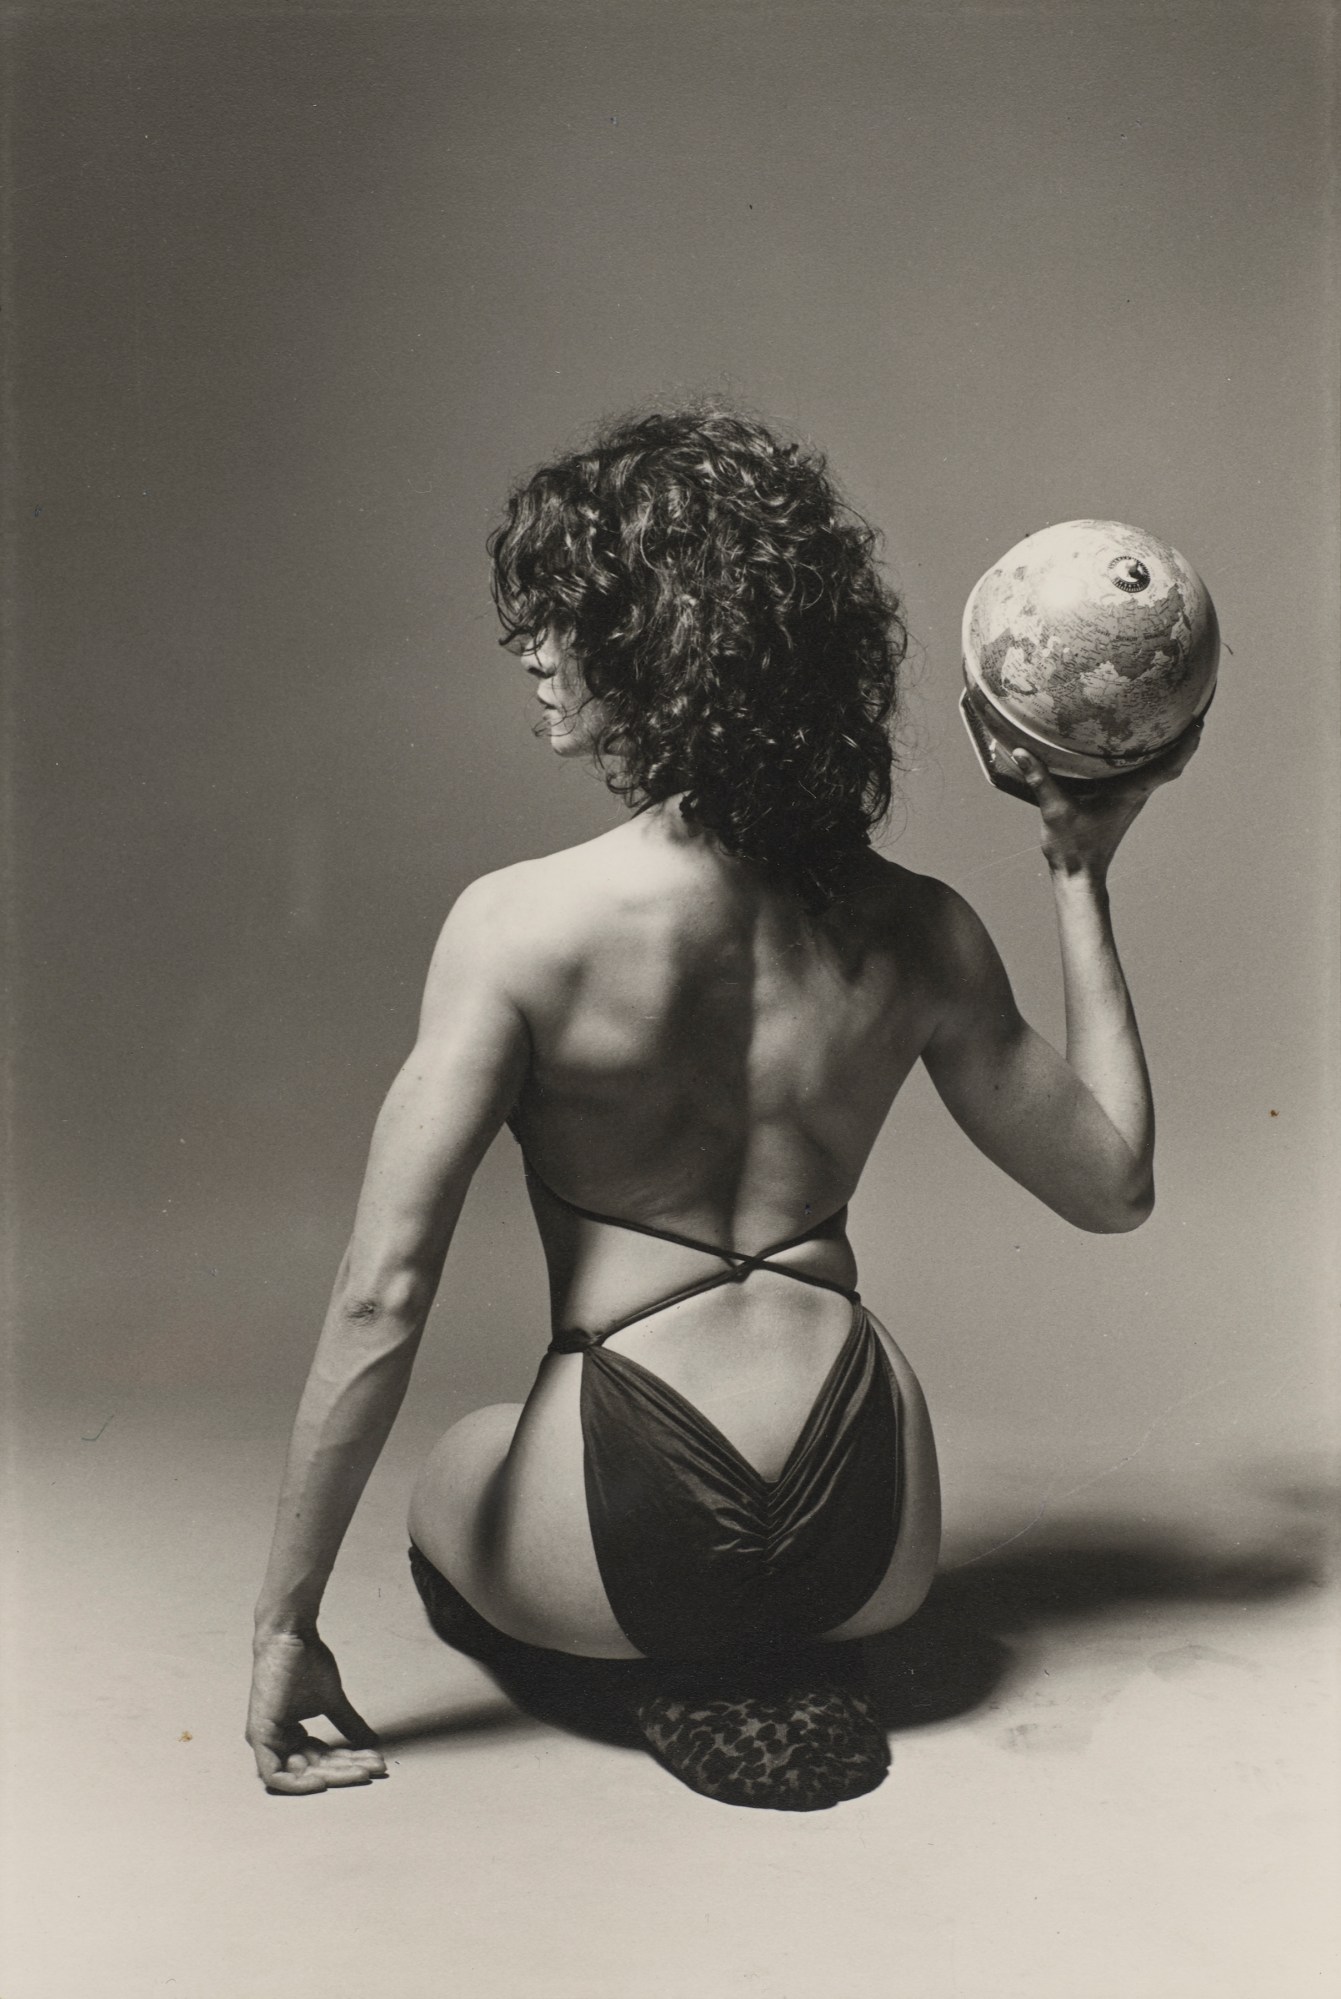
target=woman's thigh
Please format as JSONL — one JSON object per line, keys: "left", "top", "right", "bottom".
{"left": 406, "top": 1371, "right": 642, "bottom": 1659}
{"left": 819, "top": 1312, "right": 942, "bottom": 1642}
{"left": 407, "top": 1402, "right": 522, "bottom": 1571}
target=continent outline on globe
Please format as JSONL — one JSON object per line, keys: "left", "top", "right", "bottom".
{"left": 961, "top": 518, "right": 1219, "bottom": 781}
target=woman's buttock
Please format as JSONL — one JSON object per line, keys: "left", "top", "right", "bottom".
{"left": 409, "top": 1290, "right": 941, "bottom": 1659}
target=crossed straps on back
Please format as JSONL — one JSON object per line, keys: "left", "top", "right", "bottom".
{"left": 520, "top": 1153, "right": 861, "bottom": 1354}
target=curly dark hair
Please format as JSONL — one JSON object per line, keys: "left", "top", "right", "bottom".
{"left": 488, "top": 405, "right": 907, "bottom": 906}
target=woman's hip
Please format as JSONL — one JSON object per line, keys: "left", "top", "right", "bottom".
{"left": 407, "top": 1309, "right": 940, "bottom": 1658}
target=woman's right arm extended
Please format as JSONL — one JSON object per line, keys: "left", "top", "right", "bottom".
{"left": 247, "top": 876, "right": 530, "bottom": 1793}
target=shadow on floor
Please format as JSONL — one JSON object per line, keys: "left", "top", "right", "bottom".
{"left": 374, "top": 1697, "right": 539, "bottom": 1753}
{"left": 381, "top": 1490, "right": 1334, "bottom": 1759}
{"left": 863, "top": 1507, "right": 1327, "bottom": 1731}
{"left": 381, "top": 1654, "right": 649, "bottom": 1755}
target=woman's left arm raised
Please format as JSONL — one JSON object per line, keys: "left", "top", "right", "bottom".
{"left": 920, "top": 726, "right": 1201, "bottom": 1233}
{"left": 247, "top": 876, "right": 529, "bottom": 1793}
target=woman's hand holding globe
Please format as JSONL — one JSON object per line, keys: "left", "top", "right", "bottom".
{"left": 961, "top": 516, "right": 1215, "bottom": 875}
{"left": 1007, "top": 719, "right": 1203, "bottom": 881}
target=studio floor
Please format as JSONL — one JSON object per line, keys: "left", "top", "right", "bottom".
{"left": 4, "top": 1388, "right": 1338, "bottom": 1999}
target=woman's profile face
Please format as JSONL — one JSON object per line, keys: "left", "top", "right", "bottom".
{"left": 525, "top": 628, "right": 600, "bottom": 758}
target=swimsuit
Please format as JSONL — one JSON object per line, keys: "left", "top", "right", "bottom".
{"left": 406, "top": 1155, "right": 904, "bottom": 1808}
{"left": 524, "top": 1157, "right": 903, "bottom": 1660}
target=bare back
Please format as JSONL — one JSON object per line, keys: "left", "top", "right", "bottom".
{"left": 503, "top": 806, "right": 942, "bottom": 1331}
{"left": 395, "top": 801, "right": 939, "bottom": 1547}
{"left": 401, "top": 806, "right": 948, "bottom": 1648}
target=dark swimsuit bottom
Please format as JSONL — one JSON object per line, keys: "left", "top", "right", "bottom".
{"left": 524, "top": 1159, "right": 904, "bottom": 1661}
{"left": 407, "top": 1159, "right": 904, "bottom": 1808}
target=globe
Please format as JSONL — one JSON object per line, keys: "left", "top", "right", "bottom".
{"left": 960, "top": 519, "right": 1219, "bottom": 797}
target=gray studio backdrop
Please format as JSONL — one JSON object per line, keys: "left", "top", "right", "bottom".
{"left": 10, "top": 4, "right": 1337, "bottom": 1511}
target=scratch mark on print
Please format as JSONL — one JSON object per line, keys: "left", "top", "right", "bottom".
{"left": 954, "top": 1357, "right": 1309, "bottom": 1568}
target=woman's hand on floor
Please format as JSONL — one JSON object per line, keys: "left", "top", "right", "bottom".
{"left": 247, "top": 1631, "right": 387, "bottom": 1793}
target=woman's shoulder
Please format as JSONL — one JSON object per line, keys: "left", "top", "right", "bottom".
{"left": 855, "top": 859, "right": 1007, "bottom": 1012}
{"left": 824, "top": 855, "right": 1001, "bottom": 1005}
{"left": 833, "top": 851, "right": 964, "bottom": 933}
{"left": 440, "top": 837, "right": 984, "bottom": 995}
{"left": 433, "top": 827, "right": 658, "bottom": 983}
{"left": 450, "top": 823, "right": 652, "bottom": 919}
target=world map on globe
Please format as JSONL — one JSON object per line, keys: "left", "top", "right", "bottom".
{"left": 963, "top": 521, "right": 1219, "bottom": 768}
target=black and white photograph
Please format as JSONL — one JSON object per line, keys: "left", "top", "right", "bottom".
{"left": 3, "top": 2, "right": 1338, "bottom": 1994}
